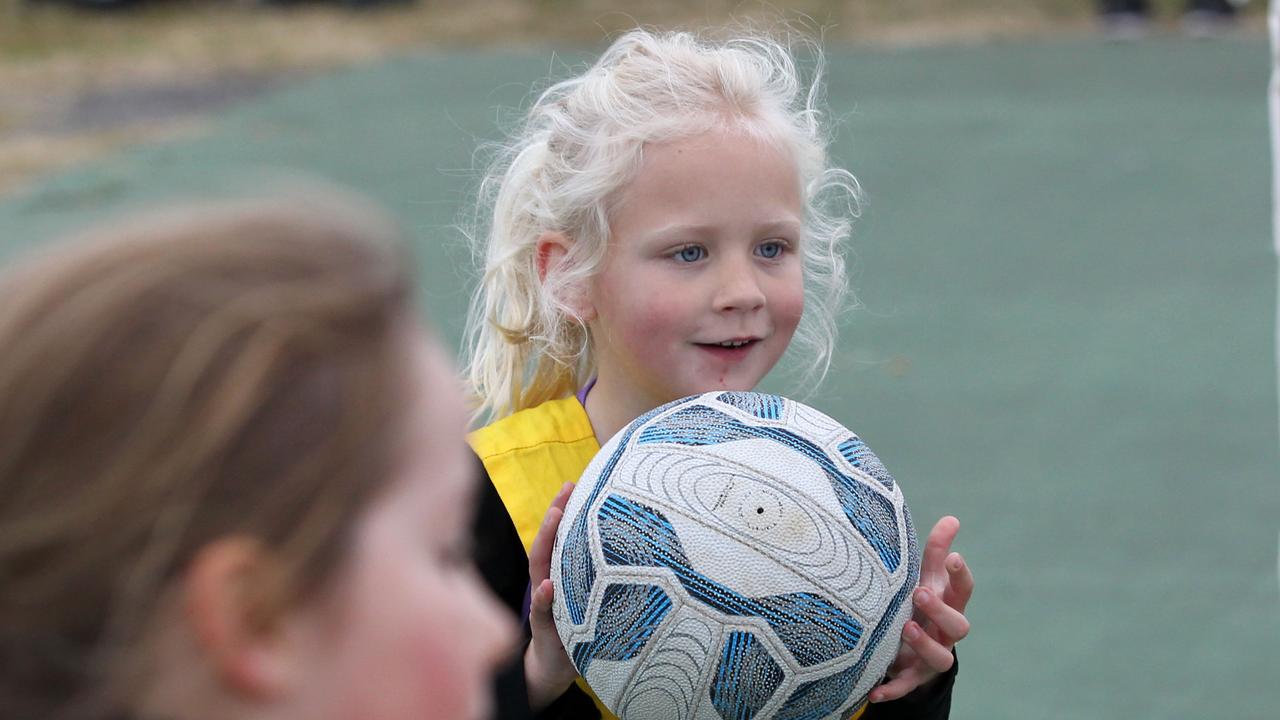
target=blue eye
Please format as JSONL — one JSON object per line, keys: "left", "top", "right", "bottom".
{"left": 675, "top": 245, "right": 705, "bottom": 263}
{"left": 757, "top": 241, "right": 785, "bottom": 259}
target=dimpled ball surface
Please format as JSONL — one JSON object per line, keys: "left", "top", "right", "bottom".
{"left": 551, "top": 391, "right": 920, "bottom": 720}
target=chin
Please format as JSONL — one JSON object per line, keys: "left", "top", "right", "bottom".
{"left": 694, "top": 377, "right": 759, "bottom": 395}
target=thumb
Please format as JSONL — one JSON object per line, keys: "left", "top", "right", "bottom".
{"left": 529, "top": 579, "right": 557, "bottom": 634}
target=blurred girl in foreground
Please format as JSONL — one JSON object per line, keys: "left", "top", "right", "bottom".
{"left": 0, "top": 197, "right": 514, "bottom": 720}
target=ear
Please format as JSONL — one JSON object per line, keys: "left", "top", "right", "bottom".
{"left": 183, "top": 537, "right": 297, "bottom": 700}
{"left": 535, "top": 231, "right": 596, "bottom": 322}
{"left": 534, "top": 231, "right": 570, "bottom": 284}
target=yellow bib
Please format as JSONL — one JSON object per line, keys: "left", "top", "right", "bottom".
{"left": 469, "top": 397, "right": 614, "bottom": 718}
{"left": 469, "top": 396, "right": 866, "bottom": 720}
{"left": 469, "top": 396, "right": 600, "bottom": 555}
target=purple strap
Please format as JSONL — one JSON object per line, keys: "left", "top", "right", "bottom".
{"left": 575, "top": 377, "right": 597, "bottom": 406}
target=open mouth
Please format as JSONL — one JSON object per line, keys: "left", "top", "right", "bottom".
{"left": 694, "top": 338, "right": 760, "bottom": 357}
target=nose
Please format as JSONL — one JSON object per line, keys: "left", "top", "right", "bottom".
{"left": 712, "top": 254, "right": 766, "bottom": 313}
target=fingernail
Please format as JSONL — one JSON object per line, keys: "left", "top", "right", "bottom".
{"left": 915, "top": 588, "right": 932, "bottom": 605}
{"left": 904, "top": 623, "right": 921, "bottom": 640}
{"left": 949, "top": 556, "right": 964, "bottom": 571}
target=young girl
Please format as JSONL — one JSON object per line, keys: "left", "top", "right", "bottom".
{"left": 0, "top": 197, "right": 515, "bottom": 720}
{"left": 464, "top": 28, "right": 974, "bottom": 720}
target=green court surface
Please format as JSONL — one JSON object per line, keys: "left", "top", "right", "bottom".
{"left": 1, "top": 36, "right": 1276, "bottom": 719}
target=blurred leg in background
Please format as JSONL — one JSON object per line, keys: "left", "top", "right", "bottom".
{"left": 1099, "top": 0, "right": 1153, "bottom": 40}
{"left": 1099, "top": 0, "right": 1241, "bottom": 39}
{"left": 1181, "top": 0, "right": 1239, "bottom": 37}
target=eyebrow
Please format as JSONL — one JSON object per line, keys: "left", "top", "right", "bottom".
{"left": 756, "top": 220, "right": 804, "bottom": 236}
{"left": 644, "top": 219, "right": 803, "bottom": 243}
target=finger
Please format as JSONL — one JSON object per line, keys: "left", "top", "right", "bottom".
{"left": 902, "top": 620, "right": 955, "bottom": 673}
{"left": 551, "top": 481, "right": 574, "bottom": 512}
{"left": 913, "top": 587, "right": 970, "bottom": 644}
{"left": 528, "top": 504, "right": 565, "bottom": 583}
{"left": 527, "top": 579, "right": 572, "bottom": 680}
{"left": 942, "top": 552, "right": 974, "bottom": 613}
{"left": 529, "top": 579, "right": 555, "bottom": 625}
{"left": 868, "top": 667, "right": 924, "bottom": 703}
{"left": 528, "top": 483, "right": 575, "bottom": 583}
{"left": 920, "top": 516, "right": 960, "bottom": 587}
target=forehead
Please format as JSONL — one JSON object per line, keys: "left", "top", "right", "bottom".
{"left": 404, "top": 334, "right": 467, "bottom": 448}
{"left": 641, "top": 127, "right": 797, "bottom": 180}
{"left": 362, "top": 330, "right": 471, "bottom": 524}
{"left": 611, "top": 129, "right": 803, "bottom": 225}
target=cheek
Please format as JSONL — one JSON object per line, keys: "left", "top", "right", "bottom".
{"left": 772, "top": 273, "right": 806, "bottom": 334}
{"left": 605, "top": 293, "right": 693, "bottom": 352}
{"left": 327, "top": 559, "right": 493, "bottom": 719}
{"left": 406, "top": 593, "right": 486, "bottom": 712}
{"left": 594, "top": 263, "right": 694, "bottom": 336}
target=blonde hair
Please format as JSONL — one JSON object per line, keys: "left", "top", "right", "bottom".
{"left": 463, "top": 27, "right": 860, "bottom": 422}
{"left": 0, "top": 197, "right": 415, "bottom": 719}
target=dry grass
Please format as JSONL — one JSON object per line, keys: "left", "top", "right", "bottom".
{"left": 0, "top": 0, "right": 1260, "bottom": 194}
{"left": 0, "top": 1, "right": 1096, "bottom": 87}
{"left": 0, "top": 119, "right": 205, "bottom": 189}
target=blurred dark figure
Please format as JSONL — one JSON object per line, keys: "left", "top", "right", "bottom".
{"left": 1099, "top": 0, "right": 1241, "bottom": 39}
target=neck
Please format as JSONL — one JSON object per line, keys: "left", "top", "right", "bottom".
{"left": 581, "top": 373, "right": 664, "bottom": 447}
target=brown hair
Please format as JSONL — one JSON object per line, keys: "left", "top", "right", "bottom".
{"left": 0, "top": 197, "right": 416, "bottom": 718}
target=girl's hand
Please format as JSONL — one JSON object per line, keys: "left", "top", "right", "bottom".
{"left": 524, "top": 482, "right": 580, "bottom": 711}
{"left": 869, "top": 516, "right": 974, "bottom": 703}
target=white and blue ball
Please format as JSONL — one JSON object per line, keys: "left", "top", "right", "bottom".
{"left": 551, "top": 391, "right": 920, "bottom": 720}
